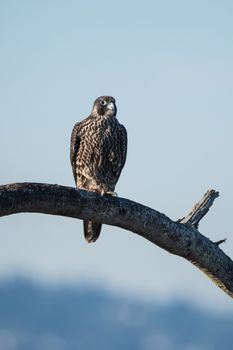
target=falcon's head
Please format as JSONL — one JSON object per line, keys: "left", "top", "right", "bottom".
{"left": 92, "top": 96, "right": 117, "bottom": 117}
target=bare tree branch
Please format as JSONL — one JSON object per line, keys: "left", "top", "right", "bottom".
{"left": 0, "top": 182, "right": 232, "bottom": 298}
{"left": 177, "top": 189, "right": 219, "bottom": 228}
{"left": 214, "top": 238, "right": 227, "bottom": 246}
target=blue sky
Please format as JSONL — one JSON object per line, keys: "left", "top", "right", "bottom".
{"left": 0, "top": 0, "right": 233, "bottom": 312}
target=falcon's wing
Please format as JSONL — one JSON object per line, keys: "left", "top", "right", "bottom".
{"left": 115, "top": 123, "right": 128, "bottom": 183}
{"left": 70, "top": 121, "right": 81, "bottom": 183}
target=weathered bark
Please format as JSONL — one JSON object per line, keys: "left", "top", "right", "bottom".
{"left": 0, "top": 182, "right": 232, "bottom": 298}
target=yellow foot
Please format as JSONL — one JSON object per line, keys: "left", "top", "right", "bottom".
{"left": 100, "top": 190, "right": 118, "bottom": 197}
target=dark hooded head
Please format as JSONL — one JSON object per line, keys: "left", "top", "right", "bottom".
{"left": 92, "top": 96, "right": 117, "bottom": 117}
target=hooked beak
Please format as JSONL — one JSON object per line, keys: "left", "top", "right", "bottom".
{"left": 107, "top": 102, "right": 115, "bottom": 111}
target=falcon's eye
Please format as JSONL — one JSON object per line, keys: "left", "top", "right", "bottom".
{"left": 100, "top": 100, "right": 107, "bottom": 106}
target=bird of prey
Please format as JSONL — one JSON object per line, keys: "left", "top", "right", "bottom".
{"left": 70, "top": 96, "right": 127, "bottom": 243}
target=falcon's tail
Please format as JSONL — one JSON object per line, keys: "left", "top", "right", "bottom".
{"left": 83, "top": 221, "right": 102, "bottom": 243}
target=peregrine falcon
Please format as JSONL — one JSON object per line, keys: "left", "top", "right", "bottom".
{"left": 70, "top": 96, "right": 127, "bottom": 243}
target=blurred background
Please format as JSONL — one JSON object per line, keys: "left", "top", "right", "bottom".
{"left": 0, "top": 0, "right": 233, "bottom": 349}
